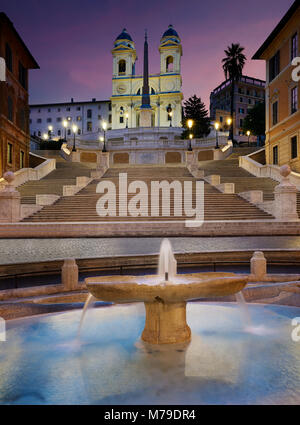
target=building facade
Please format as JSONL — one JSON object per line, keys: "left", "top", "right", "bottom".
{"left": 253, "top": 0, "right": 300, "bottom": 172}
{"left": 210, "top": 75, "right": 265, "bottom": 142}
{"left": 0, "top": 13, "right": 39, "bottom": 177}
{"left": 29, "top": 99, "right": 111, "bottom": 142}
{"left": 111, "top": 26, "right": 183, "bottom": 130}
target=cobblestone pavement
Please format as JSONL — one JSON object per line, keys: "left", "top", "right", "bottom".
{"left": 0, "top": 236, "right": 300, "bottom": 265}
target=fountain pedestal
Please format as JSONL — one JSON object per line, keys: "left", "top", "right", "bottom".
{"left": 85, "top": 272, "right": 248, "bottom": 345}
{"left": 142, "top": 301, "right": 191, "bottom": 344}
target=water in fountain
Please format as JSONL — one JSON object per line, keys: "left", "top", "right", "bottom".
{"left": 158, "top": 238, "right": 177, "bottom": 284}
{"left": 77, "top": 293, "right": 96, "bottom": 338}
{"left": 235, "top": 291, "right": 252, "bottom": 328}
{"left": 235, "top": 291, "right": 275, "bottom": 336}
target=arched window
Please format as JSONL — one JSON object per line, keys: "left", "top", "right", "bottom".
{"left": 137, "top": 88, "right": 141, "bottom": 95}
{"left": 118, "top": 59, "right": 126, "bottom": 75}
{"left": 7, "top": 96, "right": 13, "bottom": 122}
{"left": 166, "top": 56, "right": 174, "bottom": 72}
{"left": 167, "top": 104, "right": 172, "bottom": 121}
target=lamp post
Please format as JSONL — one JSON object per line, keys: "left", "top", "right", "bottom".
{"left": 48, "top": 125, "right": 53, "bottom": 140}
{"left": 99, "top": 136, "right": 104, "bottom": 151}
{"left": 226, "top": 117, "right": 232, "bottom": 140}
{"left": 169, "top": 111, "right": 173, "bottom": 127}
{"left": 247, "top": 130, "right": 251, "bottom": 147}
{"left": 43, "top": 133, "right": 48, "bottom": 142}
{"left": 63, "top": 120, "right": 68, "bottom": 140}
{"left": 72, "top": 124, "right": 78, "bottom": 152}
{"left": 102, "top": 121, "right": 107, "bottom": 152}
{"left": 125, "top": 112, "right": 129, "bottom": 129}
{"left": 187, "top": 119, "right": 194, "bottom": 151}
{"left": 214, "top": 122, "right": 220, "bottom": 149}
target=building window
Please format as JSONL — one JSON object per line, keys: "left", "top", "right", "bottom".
{"left": 78, "top": 129, "right": 81, "bottom": 135}
{"left": 77, "top": 107, "right": 81, "bottom": 111}
{"left": 269, "top": 51, "right": 280, "bottom": 82}
{"left": 109, "top": 103, "right": 112, "bottom": 111}
{"left": 248, "top": 99, "right": 252, "bottom": 104}
{"left": 7, "top": 143, "right": 13, "bottom": 164}
{"left": 7, "top": 96, "right": 13, "bottom": 122}
{"left": 37, "top": 118, "right": 42, "bottom": 123}
{"left": 166, "top": 56, "right": 174, "bottom": 72}
{"left": 58, "top": 130, "right": 61, "bottom": 136}
{"left": 120, "top": 116, "right": 124, "bottom": 124}
{"left": 272, "top": 101, "right": 278, "bottom": 126}
{"left": 109, "top": 114, "right": 112, "bottom": 123}
{"left": 76, "top": 116, "right": 81, "bottom": 121}
{"left": 18, "top": 62, "right": 27, "bottom": 89}
{"left": 118, "top": 59, "right": 126, "bottom": 75}
{"left": 67, "top": 129, "right": 71, "bottom": 135}
{"left": 87, "top": 121, "right": 92, "bottom": 131}
{"left": 20, "top": 151, "right": 25, "bottom": 169}
{"left": 47, "top": 118, "right": 52, "bottom": 123}
{"left": 273, "top": 145, "right": 278, "bottom": 165}
{"left": 239, "top": 108, "right": 244, "bottom": 114}
{"left": 87, "top": 109, "right": 92, "bottom": 118}
{"left": 98, "top": 115, "right": 102, "bottom": 120}
{"left": 291, "top": 86, "right": 298, "bottom": 114}
{"left": 291, "top": 136, "right": 298, "bottom": 159}
{"left": 240, "top": 97, "right": 243, "bottom": 102}
{"left": 19, "top": 108, "right": 25, "bottom": 131}
{"left": 5, "top": 43, "right": 13, "bottom": 72}
{"left": 57, "top": 108, "right": 61, "bottom": 112}
{"left": 66, "top": 107, "right": 70, "bottom": 111}
{"left": 48, "top": 108, "right": 51, "bottom": 112}
{"left": 240, "top": 118, "right": 243, "bottom": 127}
{"left": 56, "top": 117, "right": 62, "bottom": 122}
{"left": 220, "top": 116, "right": 223, "bottom": 123}
{"left": 291, "top": 33, "right": 298, "bottom": 60}
{"left": 38, "top": 131, "right": 41, "bottom": 137}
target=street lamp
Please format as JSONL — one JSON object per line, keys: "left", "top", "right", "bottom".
{"left": 102, "top": 121, "right": 107, "bottom": 152}
{"left": 187, "top": 119, "right": 194, "bottom": 151}
{"left": 188, "top": 133, "right": 193, "bottom": 151}
{"left": 43, "top": 133, "right": 48, "bottom": 141}
{"left": 72, "top": 124, "right": 78, "bottom": 152}
{"left": 226, "top": 118, "right": 232, "bottom": 140}
{"left": 246, "top": 130, "right": 251, "bottom": 147}
{"left": 214, "top": 122, "right": 220, "bottom": 149}
{"left": 48, "top": 125, "right": 53, "bottom": 139}
{"left": 99, "top": 135, "right": 104, "bottom": 150}
{"left": 125, "top": 112, "right": 129, "bottom": 129}
{"left": 169, "top": 111, "right": 173, "bottom": 127}
{"left": 63, "top": 120, "right": 68, "bottom": 140}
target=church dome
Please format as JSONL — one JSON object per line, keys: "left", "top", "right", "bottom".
{"left": 162, "top": 25, "right": 179, "bottom": 39}
{"left": 115, "top": 28, "right": 133, "bottom": 42}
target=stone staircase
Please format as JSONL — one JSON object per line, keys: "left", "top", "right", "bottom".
{"left": 23, "top": 166, "right": 274, "bottom": 222}
{"left": 18, "top": 159, "right": 95, "bottom": 204}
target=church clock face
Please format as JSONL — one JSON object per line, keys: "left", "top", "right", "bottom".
{"left": 117, "top": 84, "right": 127, "bottom": 94}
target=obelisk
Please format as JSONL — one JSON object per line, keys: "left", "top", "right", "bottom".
{"left": 139, "top": 31, "right": 152, "bottom": 127}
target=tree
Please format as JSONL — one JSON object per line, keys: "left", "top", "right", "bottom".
{"left": 242, "top": 101, "right": 266, "bottom": 145}
{"left": 181, "top": 95, "right": 211, "bottom": 139}
{"left": 222, "top": 43, "right": 247, "bottom": 142}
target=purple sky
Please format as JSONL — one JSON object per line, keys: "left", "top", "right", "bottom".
{"left": 1, "top": 0, "right": 293, "bottom": 109}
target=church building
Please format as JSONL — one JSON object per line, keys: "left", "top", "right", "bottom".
{"left": 111, "top": 25, "right": 183, "bottom": 129}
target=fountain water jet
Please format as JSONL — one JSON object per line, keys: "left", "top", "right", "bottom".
{"left": 85, "top": 239, "right": 248, "bottom": 344}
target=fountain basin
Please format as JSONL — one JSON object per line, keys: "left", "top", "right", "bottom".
{"left": 85, "top": 272, "right": 248, "bottom": 344}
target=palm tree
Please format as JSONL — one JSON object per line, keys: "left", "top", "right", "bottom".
{"left": 222, "top": 43, "right": 246, "bottom": 143}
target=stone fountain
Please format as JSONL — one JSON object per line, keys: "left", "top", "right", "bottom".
{"left": 85, "top": 239, "right": 248, "bottom": 344}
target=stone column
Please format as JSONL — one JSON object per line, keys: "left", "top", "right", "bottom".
{"left": 250, "top": 251, "right": 267, "bottom": 281}
{"left": 274, "top": 165, "right": 299, "bottom": 221}
{"left": 0, "top": 172, "right": 21, "bottom": 223}
{"left": 61, "top": 258, "right": 79, "bottom": 290}
{"left": 99, "top": 152, "right": 110, "bottom": 169}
